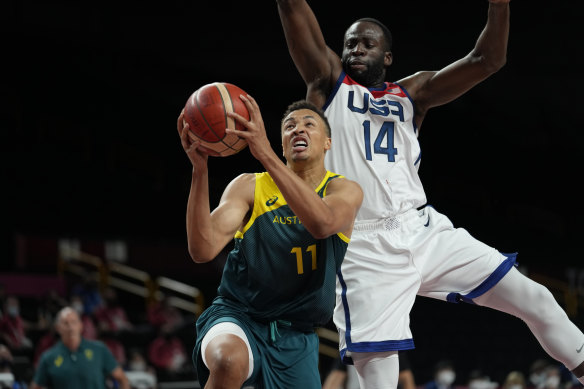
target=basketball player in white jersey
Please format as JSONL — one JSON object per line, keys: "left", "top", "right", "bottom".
{"left": 275, "top": 1, "right": 584, "bottom": 388}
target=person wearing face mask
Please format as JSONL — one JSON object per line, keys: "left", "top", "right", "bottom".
{"left": 467, "top": 369, "right": 498, "bottom": 389}
{"left": 425, "top": 360, "right": 457, "bottom": 389}
{"left": 0, "top": 296, "right": 32, "bottom": 351}
{"left": 124, "top": 349, "right": 157, "bottom": 389}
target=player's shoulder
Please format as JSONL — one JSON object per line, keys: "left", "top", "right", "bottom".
{"left": 226, "top": 172, "right": 256, "bottom": 190}
{"left": 325, "top": 173, "right": 363, "bottom": 196}
{"left": 395, "top": 70, "right": 436, "bottom": 98}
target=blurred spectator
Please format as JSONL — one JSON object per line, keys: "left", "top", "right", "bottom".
{"left": 100, "top": 336, "right": 127, "bottom": 366}
{"left": 35, "top": 290, "right": 67, "bottom": 331}
{"left": 502, "top": 370, "right": 527, "bottom": 389}
{"left": 540, "top": 364, "right": 562, "bottom": 389}
{"left": 0, "top": 296, "right": 33, "bottom": 351}
{"left": 467, "top": 369, "right": 498, "bottom": 389}
{"left": 125, "top": 348, "right": 157, "bottom": 389}
{"left": 147, "top": 328, "right": 188, "bottom": 380}
{"left": 322, "top": 351, "right": 416, "bottom": 389}
{"left": 529, "top": 358, "right": 561, "bottom": 389}
{"left": 94, "top": 288, "right": 133, "bottom": 334}
{"left": 425, "top": 360, "right": 457, "bottom": 389}
{"left": 0, "top": 344, "right": 27, "bottom": 388}
{"left": 146, "top": 296, "right": 185, "bottom": 333}
{"left": 69, "top": 275, "right": 103, "bottom": 316}
{"left": 32, "top": 327, "right": 56, "bottom": 368}
{"left": 126, "top": 348, "right": 155, "bottom": 375}
{"left": 70, "top": 294, "right": 97, "bottom": 340}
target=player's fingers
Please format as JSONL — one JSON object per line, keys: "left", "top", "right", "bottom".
{"left": 227, "top": 111, "right": 254, "bottom": 132}
{"left": 240, "top": 94, "right": 260, "bottom": 121}
{"left": 225, "top": 128, "right": 248, "bottom": 138}
{"left": 177, "top": 109, "right": 185, "bottom": 134}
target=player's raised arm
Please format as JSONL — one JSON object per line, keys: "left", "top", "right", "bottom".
{"left": 276, "top": 0, "right": 342, "bottom": 107}
{"left": 177, "top": 111, "right": 253, "bottom": 263}
{"left": 228, "top": 95, "right": 363, "bottom": 239}
{"left": 400, "top": 0, "right": 510, "bottom": 127}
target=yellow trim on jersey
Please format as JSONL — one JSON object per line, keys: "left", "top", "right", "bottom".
{"left": 234, "top": 171, "right": 345, "bottom": 239}
{"left": 337, "top": 232, "right": 350, "bottom": 243}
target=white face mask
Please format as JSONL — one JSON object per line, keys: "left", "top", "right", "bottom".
{"left": 130, "top": 361, "right": 146, "bottom": 371}
{"left": 530, "top": 373, "right": 544, "bottom": 386}
{"left": 6, "top": 306, "right": 19, "bottom": 317}
{"left": 509, "top": 384, "right": 524, "bottom": 389}
{"left": 437, "top": 370, "right": 456, "bottom": 386}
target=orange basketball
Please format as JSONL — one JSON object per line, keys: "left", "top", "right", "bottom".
{"left": 182, "top": 82, "right": 249, "bottom": 157}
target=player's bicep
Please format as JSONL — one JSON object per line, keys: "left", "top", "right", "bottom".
{"left": 322, "top": 179, "right": 363, "bottom": 237}
{"left": 210, "top": 174, "right": 254, "bottom": 245}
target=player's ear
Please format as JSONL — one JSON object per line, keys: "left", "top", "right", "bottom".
{"left": 324, "top": 137, "right": 331, "bottom": 151}
{"left": 384, "top": 51, "right": 393, "bottom": 67}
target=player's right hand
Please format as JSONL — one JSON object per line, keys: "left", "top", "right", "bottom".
{"left": 177, "top": 109, "right": 209, "bottom": 170}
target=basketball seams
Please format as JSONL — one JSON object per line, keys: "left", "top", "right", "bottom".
{"left": 214, "top": 82, "right": 236, "bottom": 131}
{"left": 183, "top": 81, "right": 249, "bottom": 157}
{"left": 192, "top": 87, "right": 224, "bottom": 143}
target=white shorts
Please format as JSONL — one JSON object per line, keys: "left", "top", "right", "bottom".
{"left": 334, "top": 206, "right": 516, "bottom": 363}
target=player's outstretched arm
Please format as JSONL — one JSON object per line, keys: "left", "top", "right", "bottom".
{"left": 276, "top": 0, "right": 342, "bottom": 107}
{"left": 177, "top": 111, "right": 253, "bottom": 263}
{"left": 399, "top": 0, "right": 510, "bottom": 127}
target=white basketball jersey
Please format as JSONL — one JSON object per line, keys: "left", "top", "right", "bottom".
{"left": 323, "top": 72, "right": 426, "bottom": 221}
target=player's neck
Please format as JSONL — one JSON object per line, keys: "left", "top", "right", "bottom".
{"left": 291, "top": 164, "right": 327, "bottom": 189}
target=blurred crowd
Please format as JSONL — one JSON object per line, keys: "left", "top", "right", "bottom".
{"left": 0, "top": 277, "right": 582, "bottom": 389}
{"left": 0, "top": 276, "right": 196, "bottom": 389}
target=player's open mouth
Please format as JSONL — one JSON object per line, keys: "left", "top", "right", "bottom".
{"left": 292, "top": 138, "right": 308, "bottom": 152}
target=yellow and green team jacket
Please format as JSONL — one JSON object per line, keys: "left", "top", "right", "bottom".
{"left": 214, "top": 170, "right": 350, "bottom": 330}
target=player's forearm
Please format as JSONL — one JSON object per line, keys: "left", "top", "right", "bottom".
{"left": 472, "top": 1, "right": 509, "bottom": 73}
{"left": 185, "top": 169, "right": 218, "bottom": 262}
{"left": 260, "top": 155, "right": 338, "bottom": 238}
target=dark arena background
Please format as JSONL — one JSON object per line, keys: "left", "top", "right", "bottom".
{"left": 2, "top": 1, "right": 584, "bottom": 388}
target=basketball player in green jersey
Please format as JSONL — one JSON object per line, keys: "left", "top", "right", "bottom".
{"left": 177, "top": 95, "right": 363, "bottom": 389}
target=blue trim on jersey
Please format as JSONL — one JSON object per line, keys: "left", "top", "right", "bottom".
{"left": 338, "top": 269, "right": 415, "bottom": 365}
{"left": 446, "top": 252, "right": 518, "bottom": 304}
{"left": 414, "top": 149, "right": 421, "bottom": 166}
{"left": 322, "top": 71, "right": 346, "bottom": 111}
{"left": 337, "top": 270, "right": 352, "bottom": 339}
{"left": 340, "top": 338, "right": 415, "bottom": 365}
{"left": 394, "top": 82, "right": 417, "bottom": 133}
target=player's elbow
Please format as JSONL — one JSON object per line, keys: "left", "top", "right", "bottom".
{"left": 484, "top": 54, "right": 506, "bottom": 74}
{"left": 187, "top": 245, "right": 215, "bottom": 264}
{"left": 305, "top": 218, "right": 340, "bottom": 240}
{"left": 472, "top": 51, "right": 507, "bottom": 75}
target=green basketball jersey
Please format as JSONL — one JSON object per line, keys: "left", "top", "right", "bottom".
{"left": 214, "top": 170, "right": 350, "bottom": 329}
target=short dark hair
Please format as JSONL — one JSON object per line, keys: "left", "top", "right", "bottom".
{"left": 355, "top": 17, "right": 393, "bottom": 51}
{"left": 281, "top": 100, "right": 331, "bottom": 137}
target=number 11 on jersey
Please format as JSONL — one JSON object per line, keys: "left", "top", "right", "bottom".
{"left": 291, "top": 244, "right": 317, "bottom": 274}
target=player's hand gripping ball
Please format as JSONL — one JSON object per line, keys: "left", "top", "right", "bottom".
{"left": 183, "top": 82, "right": 249, "bottom": 156}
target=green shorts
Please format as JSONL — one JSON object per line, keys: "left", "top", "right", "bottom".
{"left": 193, "top": 303, "right": 321, "bottom": 388}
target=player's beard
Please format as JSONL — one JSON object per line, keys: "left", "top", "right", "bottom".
{"left": 343, "top": 56, "right": 386, "bottom": 87}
